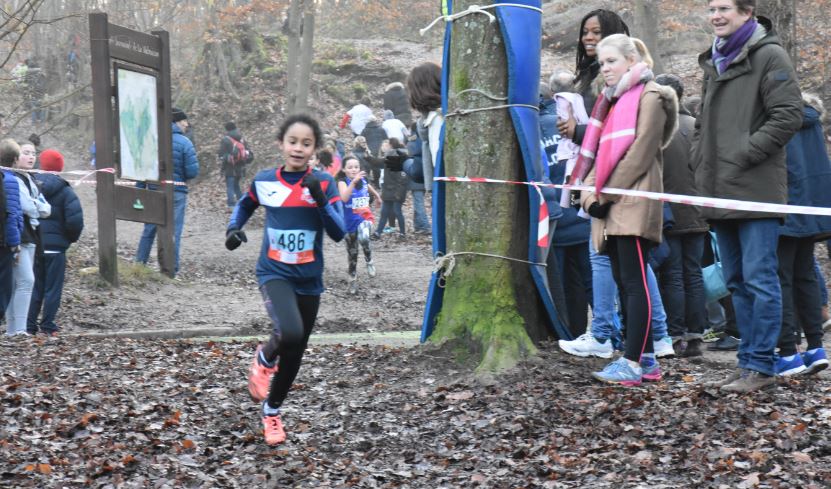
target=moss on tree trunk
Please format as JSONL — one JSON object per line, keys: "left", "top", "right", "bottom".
{"left": 430, "top": 0, "right": 546, "bottom": 373}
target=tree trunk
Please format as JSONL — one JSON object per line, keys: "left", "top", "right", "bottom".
{"left": 285, "top": 0, "right": 304, "bottom": 112}
{"left": 757, "top": 0, "right": 797, "bottom": 67}
{"left": 294, "top": 12, "right": 315, "bottom": 112}
{"left": 431, "top": 0, "right": 547, "bottom": 373}
{"left": 633, "top": 0, "right": 663, "bottom": 73}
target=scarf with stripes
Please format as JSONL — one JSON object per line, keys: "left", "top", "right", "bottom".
{"left": 568, "top": 62, "right": 654, "bottom": 193}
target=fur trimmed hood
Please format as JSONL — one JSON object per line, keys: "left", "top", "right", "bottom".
{"left": 652, "top": 82, "right": 679, "bottom": 150}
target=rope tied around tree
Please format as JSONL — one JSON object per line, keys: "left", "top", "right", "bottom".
{"left": 445, "top": 103, "right": 539, "bottom": 118}
{"left": 420, "top": 3, "right": 544, "bottom": 36}
{"left": 433, "top": 251, "right": 546, "bottom": 288}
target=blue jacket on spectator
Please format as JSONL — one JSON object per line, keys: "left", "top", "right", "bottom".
{"left": 138, "top": 123, "right": 200, "bottom": 193}
{"left": 2, "top": 169, "right": 22, "bottom": 248}
{"left": 549, "top": 160, "right": 590, "bottom": 247}
{"left": 539, "top": 97, "right": 560, "bottom": 172}
{"left": 404, "top": 137, "right": 424, "bottom": 190}
{"left": 780, "top": 103, "right": 831, "bottom": 240}
{"left": 34, "top": 173, "right": 84, "bottom": 251}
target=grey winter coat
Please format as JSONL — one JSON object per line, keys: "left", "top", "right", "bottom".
{"left": 692, "top": 17, "right": 803, "bottom": 221}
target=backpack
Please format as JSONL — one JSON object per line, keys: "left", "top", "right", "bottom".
{"left": 227, "top": 136, "right": 249, "bottom": 166}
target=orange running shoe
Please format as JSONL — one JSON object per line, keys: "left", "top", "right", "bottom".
{"left": 262, "top": 413, "right": 287, "bottom": 445}
{"left": 248, "top": 345, "right": 277, "bottom": 402}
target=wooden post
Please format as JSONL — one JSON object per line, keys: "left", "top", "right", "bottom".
{"left": 153, "top": 29, "right": 175, "bottom": 278}
{"left": 294, "top": 12, "right": 315, "bottom": 113}
{"left": 89, "top": 12, "right": 119, "bottom": 286}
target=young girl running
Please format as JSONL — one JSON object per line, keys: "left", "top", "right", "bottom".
{"left": 337, "top": 155, "right": 381, "bottom": 294}
{"left": 579, "top": 34, "right": 678, "bottom": 386}
{"left": 226, "top": 114, "right": 345, "bottom": 445}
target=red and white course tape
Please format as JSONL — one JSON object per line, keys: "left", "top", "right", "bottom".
{"left": 17, "top": 167, "right": 187, "bottom": 188}
{"left": 435, "top": 176, "right": 831, "bottom": 217}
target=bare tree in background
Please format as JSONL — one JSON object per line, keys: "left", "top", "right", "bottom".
{"left": 633, "top": 0, "right": 664, "bottom": 73}
{"left": 757, "top": 0, "right": 797, "bottom": 67}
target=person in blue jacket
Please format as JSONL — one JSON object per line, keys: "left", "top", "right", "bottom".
{"left": 27, "top": 150, "right": 84, "bottom": 336}
{"left": 227, "top": 114, "right": 345, "bottom": 446}
{"left": 134, "top": 108, "right": 200, "bottom": 276}
{"left": 774, "top": 93, "right": 831, "bottom": 377}
{"left": 0, "top": 140, "right": 24, "bottom": 321}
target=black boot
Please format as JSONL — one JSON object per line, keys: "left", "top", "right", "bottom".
{"left": 682, "top": 339, "right": 703, "bottom": 357}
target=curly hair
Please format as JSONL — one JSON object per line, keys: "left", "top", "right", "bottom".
{"left": 277, "top": 113, "right": 324, "bottom": 149}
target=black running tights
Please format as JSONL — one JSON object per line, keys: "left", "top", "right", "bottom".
{"left": 606, "top": 236, "right": 654, "bottom": 362}
{"left": 260, "top": 279, "right": 320, "bottom": 409}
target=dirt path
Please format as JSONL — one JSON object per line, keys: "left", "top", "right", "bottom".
{"left": 61, "top": 159, "right": 435, "bottom": 337}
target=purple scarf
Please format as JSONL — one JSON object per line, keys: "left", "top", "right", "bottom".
{"left": 712, "top": 18, "right": 757, "bottom": 74}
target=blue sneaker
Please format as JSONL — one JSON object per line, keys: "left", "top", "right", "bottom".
{"left": 801, "top": 348, "right": 829, "bottom": 376}
{"left": 775, "top": 354, "right": 807, "bottom": 377}
{"left": 640, "top": 360, "right": 662, "bottom": 382}
{"left": 592, "top": 357, "right": 642, "bottom": 386}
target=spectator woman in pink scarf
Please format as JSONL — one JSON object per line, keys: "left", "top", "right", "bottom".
{"left": 579, "top": 34, "right": 679, "bottom": 386}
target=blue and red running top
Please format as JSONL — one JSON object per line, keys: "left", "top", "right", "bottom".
{"left": 229, "top": 166, "right": 345, "bottom": 294}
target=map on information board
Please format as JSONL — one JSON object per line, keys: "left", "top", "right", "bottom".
{"left": 118, "top": 69, "right": 159, "bottom": 181}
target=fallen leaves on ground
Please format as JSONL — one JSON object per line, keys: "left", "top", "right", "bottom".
{"left": 1, "top": 337, "right": 830, "bottom": 487}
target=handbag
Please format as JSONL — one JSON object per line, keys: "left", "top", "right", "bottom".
{"left": 703, "top": 231, "right": 730, "bottom": 303}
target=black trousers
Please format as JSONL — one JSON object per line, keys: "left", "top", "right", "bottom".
{"left": 777, "top": 237, "right": 824, "bottom": 355}
{"left": 260, "top": 279, "right": 321, "bottom": 409}
{"left": 607, "top": 236, "right": 654, "bottom": 362}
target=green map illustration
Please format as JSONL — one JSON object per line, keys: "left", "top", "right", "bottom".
{"left": 118, "top": 70, "right": 159, "bottom": 181}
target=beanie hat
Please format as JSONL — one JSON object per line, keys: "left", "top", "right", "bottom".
{"left": 383, "top": 110, "right": 394, "bottom": 120}
{"left": 172, "top": 108, "right": 188, "bottom": 123}
{"left": 40, "top": 149, "right": 64, "bottom": 172}
{"left": 224, "top": 121, "right": 237, "bottom": 131}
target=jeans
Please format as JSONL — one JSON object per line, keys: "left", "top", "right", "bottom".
{"left": 27, "top": 252, "right": 66, "bottom": 333}
{"left": 589, "top": 240, "right": 668, "bottom": 342}
{"left": 5, "top": 243, "right": 35, "bottom": 335}
{"left": 777, "top": 237, "right": 824, "bottom": 355}
{"left": 657, "top": 233, "right": 706, "bottom": 339}
{"left": 225, "top": 175, "right": 242, "bottom": 207}
{"left": 376, "top": 200, "right": 405, "bottom": 235}
{"left": 713, "top": 219, "right": 781, "bottom": 376}
{"left": 553, "top": 243, "right": 592, "bottom": 337}
{"left": 0, "top": 248, "right": 13, "bottom": 315}
{"left": 30, "top": 99, "right": 44, "bottom": 124}
{"left": 135, "top": 191, "right": 187, "bottom": 274}
{"left": 411, "top": 189, "right": 430, "bottom": 232}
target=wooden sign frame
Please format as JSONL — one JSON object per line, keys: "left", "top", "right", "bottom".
{"left": 89, "top": 12, "right": 175, "bottom": 284}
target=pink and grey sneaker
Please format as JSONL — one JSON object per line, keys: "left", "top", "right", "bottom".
{"left": 640, "top": 360, "right": 663, "bottom": 382}
{"left": 591, "top": 357, "right": 643, "bottom": 386}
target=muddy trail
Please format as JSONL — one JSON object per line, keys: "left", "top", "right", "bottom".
{"left": 57, "top": 153, "right": 434, "bottom": 338}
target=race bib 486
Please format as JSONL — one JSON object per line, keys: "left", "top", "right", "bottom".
{"left": 267, "top": 228, "right": 316, "bottom": 264}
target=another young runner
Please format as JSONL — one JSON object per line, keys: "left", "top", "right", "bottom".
{"left": 226, "top": 114, "right": 345, "bottom": 445}
{"left": 337, "top": 155, "right": 381, "bottom": 294}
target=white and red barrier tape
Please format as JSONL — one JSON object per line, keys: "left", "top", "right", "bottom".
{"left": 16, "top": 167, "right": 187, "bottom": 187}
{"left": 435, "top": 176, "right": 831, "bottom": 217}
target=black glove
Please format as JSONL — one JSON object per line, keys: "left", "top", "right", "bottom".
{"left": 587, "top": 201, "right": 612, "bottom": 219}
{"left": 225, "top": 228, "right": 247, "bottom": 251}
{"left": 301, "top": 172, "right": 328, "bottom": 207}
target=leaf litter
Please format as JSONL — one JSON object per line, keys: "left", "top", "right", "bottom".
{"left": 2, "top": 337, "right": 830, "bottom": 487}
